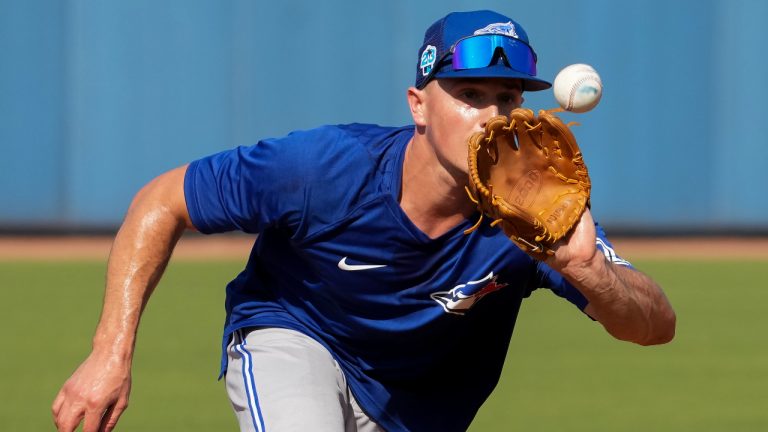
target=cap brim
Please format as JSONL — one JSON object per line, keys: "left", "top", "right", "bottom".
{"left": 434, "top": 63, "right": 552, "bottom": 91}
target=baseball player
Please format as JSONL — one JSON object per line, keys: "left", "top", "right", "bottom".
{"left": 52, "top": 10, "right": 675, "bottom": 432}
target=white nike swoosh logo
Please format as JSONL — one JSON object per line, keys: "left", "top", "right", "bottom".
{"left": 337, "top": 257, "right": 387, "bottom": 271}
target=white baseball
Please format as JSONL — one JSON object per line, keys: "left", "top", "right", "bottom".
{"left": 553, "top": 64, "right": 603, "bottom": 113}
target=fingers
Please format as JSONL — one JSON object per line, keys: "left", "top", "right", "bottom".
{"left": 52, "top": 400, "right": 85, "bottom": 432}
{"left": 53, "top": 351, "right": 133, "bottom": 432}
{"left": 76, "top": 403, "right": 118, "bottom": 432}
{"left": 53, "top": 400, "right": 125, "bottom": 432}
{"left": 98, "top": 405, "right": 116, "bottom": 432}
{"left": 83, "top": 407, "right": 104, "bottom": 432}
{"left": 52, "top": 386, "right": 125, "bottom": 432}
{"left": 53, "top": 387, "right": 79, "bottom": 432}
{"left": 98, "top": 401, "right": 128, "bottom": 432}
{"left": 51, "top": 391, "right": 64, "bottom": 419}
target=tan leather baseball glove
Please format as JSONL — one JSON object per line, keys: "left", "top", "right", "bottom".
{"left": 466, "top": 108, "right": 591, "bottom": 259}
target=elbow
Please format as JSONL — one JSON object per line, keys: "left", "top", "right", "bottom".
{"left": 638, "top": 308, "right": 677, "bottom": 346}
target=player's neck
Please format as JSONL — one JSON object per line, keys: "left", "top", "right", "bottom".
{"left": 399, "top": 137, "right": 475, "bottom": 239}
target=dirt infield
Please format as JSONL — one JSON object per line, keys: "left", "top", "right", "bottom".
{"left": 0, "top": 235, "right": 767, "bottom": 261}
{"left": 0, "top": 235, "right": 253, "bottom": 261}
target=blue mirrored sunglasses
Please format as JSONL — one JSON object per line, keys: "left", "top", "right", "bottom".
{"left": 452, "top": 34, "right": 537, "bottom": 75}
{"left": 425, "top": 34, "right": 538, "bottom": 84}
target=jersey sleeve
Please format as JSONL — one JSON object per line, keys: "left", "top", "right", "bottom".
{"left": 184, "top": 134, "right": 314, "bottom": 234}
{"left": 184, "top": 125, "right": 375, "bottom": 236}
{"left": 533, "top": 221, "right": 633, "bottom": 310}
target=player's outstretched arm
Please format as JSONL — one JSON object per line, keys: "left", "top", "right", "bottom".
{"left": 52, "top": 165, "right": 194, "bottom": 432}
{"left": 546, "top": 209, "right": 676, "bottom": 346}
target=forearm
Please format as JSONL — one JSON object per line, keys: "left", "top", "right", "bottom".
{"left": 53, "top": 166, "right": 192, "bottom": 432}
{"left": 92, "top": 167, "right": 192, "bottom": 359}
{"left": 572, "top": 253, "right": 676, "bottom": 345}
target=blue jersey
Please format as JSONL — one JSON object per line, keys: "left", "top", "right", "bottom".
{"left": 184, "top": 123, "right": 629, "bottom": 432}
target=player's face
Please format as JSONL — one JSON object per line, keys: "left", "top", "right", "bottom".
{"left": 419, "top": 78, "right": 523, "bottom": 177}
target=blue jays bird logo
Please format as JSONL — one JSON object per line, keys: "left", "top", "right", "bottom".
{"left": 431, "top": 272, "right": 508, "bottom": 315}
{"left": 473, "top": 21, "right": 518, "bottom": 38}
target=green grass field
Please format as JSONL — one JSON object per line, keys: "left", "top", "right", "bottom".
{"left": 1, "top": 258, "right": 766, "bottom": 431}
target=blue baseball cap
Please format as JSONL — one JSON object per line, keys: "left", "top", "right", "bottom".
{"left": 415, "top": 10, "right": 551, "bottom": 91}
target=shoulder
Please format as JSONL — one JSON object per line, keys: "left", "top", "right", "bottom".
{"left": 276, "top": 123, "right": 411, "bottom": 157}
{"left": 254, "top": 123, "right": 412, "bottom": 178}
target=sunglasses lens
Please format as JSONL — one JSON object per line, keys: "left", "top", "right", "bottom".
{"left": 451, "top": 35, "right": 537, "bottom": 76}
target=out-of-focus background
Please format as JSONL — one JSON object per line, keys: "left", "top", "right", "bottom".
{"left": 1, "top": 1, "right": 767, "bottom": 431}
{"left": 2, "top": 0, "right": 767, "bottom": 233}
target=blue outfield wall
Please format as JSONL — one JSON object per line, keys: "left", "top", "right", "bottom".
{"left": 1, "top": 0, "right": 767, "bottom": 232}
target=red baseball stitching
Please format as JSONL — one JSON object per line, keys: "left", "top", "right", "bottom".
{"left": 567, "top": 74, "right": 600, "bottom": 111}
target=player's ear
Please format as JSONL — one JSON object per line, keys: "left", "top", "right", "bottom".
{"left": 407, "top": 86, "right": 427, "bottom": 128}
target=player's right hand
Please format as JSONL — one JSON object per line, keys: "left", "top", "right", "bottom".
{"left": 52, "top": 350, "right": 132, "bottom": 432}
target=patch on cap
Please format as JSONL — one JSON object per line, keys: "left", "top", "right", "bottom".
{"left": 473, "top": 21, "right": 518, "bottom": 38}
{"left": 420, "top": 45, "right": 437, "bottom": 77}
